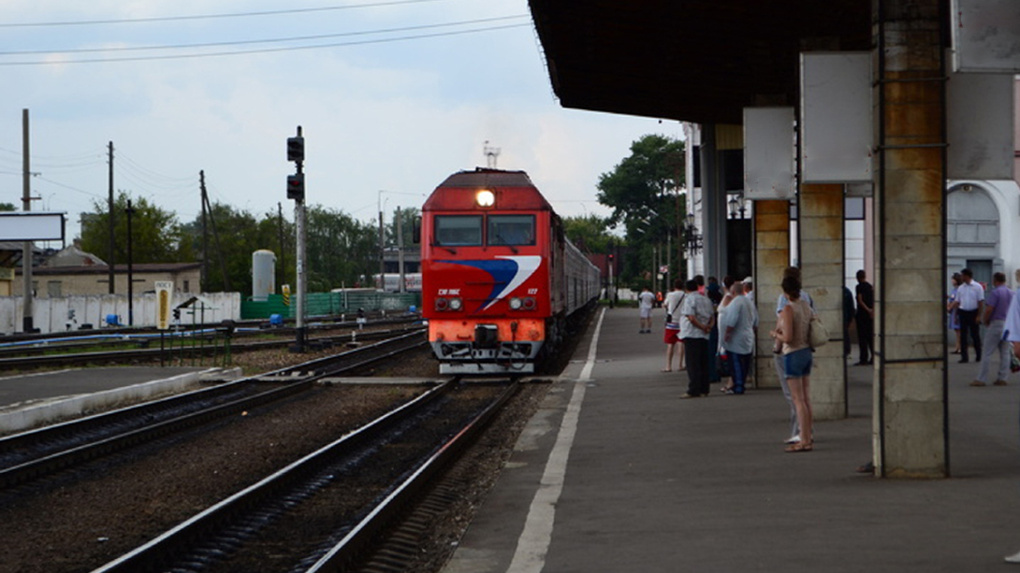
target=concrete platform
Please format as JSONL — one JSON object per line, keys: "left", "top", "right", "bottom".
{"left": 0, "top": 366, "right": 238, "bottom": 434}
{"left": 443, "top": 306, "right": 1020, "bottom": 572}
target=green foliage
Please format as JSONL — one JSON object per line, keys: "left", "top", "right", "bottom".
{"left": 79, "top": 192, "right": 191, "bottom": 264}
{"left": 596, "top": 134, "right": 686, "bottom": 285}
{"left": 563, "top": 214, "right": 612, "bottom": 253}
{"left": 0, "top": 202, "right": 15, "bottom": 211}
{"left": 181, "top": 203, "right": 289, "bottom": 295}
{"left": 305, "top": 205, "right": 378, "bottom": 292}
{"left": 384, "top": 206, "right": 420, "bottom": 248}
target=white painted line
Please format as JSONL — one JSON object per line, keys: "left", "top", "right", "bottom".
{"left": 506, "top": 307, "right": 605, "bottom": 573}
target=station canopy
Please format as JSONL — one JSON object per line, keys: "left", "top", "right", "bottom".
{"left": 528, "top": 1, "right": 874, "bottom": 125}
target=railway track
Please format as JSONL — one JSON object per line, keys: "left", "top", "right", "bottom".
{"left": 0, "top": 330, "right": 427, "bottom": 490}
{"left": 92, "top": 379, "right": 517, "bottom": 573}
{"left": 0, "top": 322, "right": 423, "bottom": 369}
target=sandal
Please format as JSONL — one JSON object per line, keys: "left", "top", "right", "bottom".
{"left": 661, "top": 368, "right": 672, "bottom": 372}
{"left": 785, "top": 441, "right": 813, "bottom": 453}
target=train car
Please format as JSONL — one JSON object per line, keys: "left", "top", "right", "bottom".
{"left": 420, "top": 168, "right": 600, "bottom": 374}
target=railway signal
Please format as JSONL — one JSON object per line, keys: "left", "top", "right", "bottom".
{"left": 286, "top": 136, "right": 304, "bottom": 162}
{"left": 286, "top": 126, "right": 307, "bottom": 353}
{"left": 287, "top": 173, "right": 304, "bottom": 200}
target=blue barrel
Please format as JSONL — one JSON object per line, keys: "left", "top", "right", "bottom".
{"left": 106, "top": 314, "right": 119, "bottom": 326}
{"left": 408, "top": 305, "right": 417, "bottom": 313}
{"left": 269, "top": 314, "right": 283, "bottom": 326}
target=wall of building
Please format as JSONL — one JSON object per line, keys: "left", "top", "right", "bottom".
{"left": 0, "top": 292, "right": 240, "bottom": 335}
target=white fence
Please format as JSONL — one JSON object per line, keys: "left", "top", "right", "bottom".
{"left": 0, "top": 292, "right": 242, "bottom": 335}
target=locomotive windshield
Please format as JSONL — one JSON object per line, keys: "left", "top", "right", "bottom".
{"left": 488, "top": 215, "right": 535, "bottom": 246}
{"left": 435, "top": 215, "right": 483, "bottom": 246}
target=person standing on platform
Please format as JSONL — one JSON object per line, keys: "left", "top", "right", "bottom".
{"left": 1001, "top": 270, "right": 1020, "bottom": 563}
{"left": 680, "top": 279, "right": 714, "bottom": 399}
{"left": 951, "top": 268, "right": 985, "bottom": 364}
{"left": 973, "top": 272, "right": 1014, "bottom": 386}
{"left": 771, "top": 274, "right": 814, "bottom": 452}
{"left": 663, "top": 279, "right": 686, "bottom": 372}
{"left": 638, "top": 285, "right": 655, "bottom": 334}
{"left": 720, "top": 281, "right": 755, "bottom": 394}
{"left": 774, "top": 267, "right": 812, "bottom": 444}
{"left": 854, "top": 269, "right": 875, "bottom": 365}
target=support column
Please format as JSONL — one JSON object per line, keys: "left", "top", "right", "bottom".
{"left": 800, "top": 183, "right": 847, "bottom": 420}
{"left": 752, "top": 200, "right": 789, "bottom": 389}
{"left": 872, "top": 0, "right": 947, "bottom": 478}
{"left": 699, "top": 124, "right": 724, "bottom": 279}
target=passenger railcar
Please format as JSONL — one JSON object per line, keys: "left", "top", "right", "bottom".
{"left": 420, "top": 168, "right": 600, "bottom": 374}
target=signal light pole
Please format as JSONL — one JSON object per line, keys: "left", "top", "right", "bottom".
{"left": 288, "top": 126, "right": 307, "bottom": 352}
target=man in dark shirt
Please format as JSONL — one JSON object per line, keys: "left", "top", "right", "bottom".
{"left": 855, "top": 270, "right": 874, "bottom": 365}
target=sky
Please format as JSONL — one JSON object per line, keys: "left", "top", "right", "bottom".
{"left": 0, "top": 0, "right": 679, "bottom": 246}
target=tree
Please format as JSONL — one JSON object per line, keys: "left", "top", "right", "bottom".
{"left": 563, "top": 214, "right": 613, "bottom": 254}
{"left": 0, "top": 202, "right": 15, "bottom": 211}
{"left": 181, "top": 203, "right": 280, "bottom": 295}
{"left": 80, "top": 192, "right": 191, "bottom": 264}
{"left": 596, "top": 134, "right": 686, "bottom": 285}
{"left": 305, "top": 205, "right": 378, "bottom": 292}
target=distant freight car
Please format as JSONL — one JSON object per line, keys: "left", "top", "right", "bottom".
{"left": 420, "top": 168, "right": 600, "bottom": 374}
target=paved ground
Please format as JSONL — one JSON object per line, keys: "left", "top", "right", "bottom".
{"left": 0, "top": 366, "right": 207, "bottom": 409}
{"left": 444, "top": 306, "right": 1020, "bottom": 572}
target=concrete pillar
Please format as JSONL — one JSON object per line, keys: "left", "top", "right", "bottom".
{"left": 872, "top": 0, "right": 947, "bottom": 478}
{"left": 699, "top": 124, "right": 725, "bottom": 279}
{"left": 752, "top": 200, "right": 789, "bottom": 389}
{"left": 799, "top": 183, "right": 847, "bottom": 420}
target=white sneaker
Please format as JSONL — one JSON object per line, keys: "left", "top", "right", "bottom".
{"left": 784, "top": 434, "right": 800, "bottom": 444}
{"left": 1005, "top": 550, "right": 1020, "bottom": 563}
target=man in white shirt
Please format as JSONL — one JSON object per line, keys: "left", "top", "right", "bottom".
{"left": 950, "top": 268, "right": 985, "bottom": 364}
{"left": 680, "top": 279, "right": 715, "bottom": 398}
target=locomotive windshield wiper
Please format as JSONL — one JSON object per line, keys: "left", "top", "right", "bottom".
{"left": 493, "top": 233, "right": 519, "bottom": 254}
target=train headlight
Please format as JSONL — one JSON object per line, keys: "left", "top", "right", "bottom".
{"left": 475, "top": 189, "right": 495, "bottom": 207}
{"left": 449, "top": 297, "right": 463, "bottom": 311}
{"left": 509, "top": 297, "right": 523, "bottom": 310}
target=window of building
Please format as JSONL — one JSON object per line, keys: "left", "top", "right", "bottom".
{"left": 46, "top": 281, "right": 61, "bottom": 297}
{"left": 183, "top": 280, "right": 190, "bottom": 292}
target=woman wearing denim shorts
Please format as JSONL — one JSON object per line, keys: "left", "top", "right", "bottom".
{"left": 771, "top": 274, "right": 814, "bottom": 452}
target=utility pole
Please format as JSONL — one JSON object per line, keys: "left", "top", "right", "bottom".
{"left": 378, "top": 195, "right": 385, "bottom": 291}
{"left": 21, "top": 109, "right": 33, "bottom": 332}
{"left": 125, "top": 199, "right": 136, "bottom": 326}
{"left": 277, "top": 202, "right": 286, "bottom": 288}
{"left": 286, "top": 127, "right": 307, "bottom": 352}
{"left": 200, "top": 171, "right": 208, "bottom": 292}
{"left": 397, "top": 206, "right": 405, "bottom": 293}
{"left": 108, "top": 141, "right": 115, "bottom": 294}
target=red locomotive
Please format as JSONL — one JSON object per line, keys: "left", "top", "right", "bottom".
{"left": 420, "top": 168, "right": 600, "bottom": 375}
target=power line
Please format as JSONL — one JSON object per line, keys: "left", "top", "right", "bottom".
{"left": 0, "top": 22, "right": 531, "bottom": 66}
{"left": 0, "top": 15, "right": 529, "bottom": 56}
{"left": 0, "top": 0, "right": 445, "bottom": 28}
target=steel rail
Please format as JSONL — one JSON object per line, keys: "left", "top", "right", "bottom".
{"left": 309, "top": 380, "right": 518, "bottom": 572}
{"left": 90, "top": 380, "right": 458, "bottom": 573}
{"left": 0, "top": 331, "right": 427, "bottom": 489}
{"left": 0, "top": 325, "right": 424, "bottom": 369}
